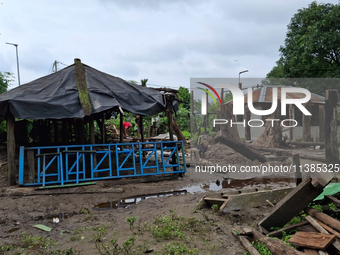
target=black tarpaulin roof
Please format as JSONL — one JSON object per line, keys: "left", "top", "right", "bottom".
{"left": 0, "top": 61, "right": 166, "bottom": 119}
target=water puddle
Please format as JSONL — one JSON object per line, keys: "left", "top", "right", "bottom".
{"left": 93, "top": 190, "right": 187, "bottom": 210}
{"left": 182, "top": 176, "right": 295, "bottom": 193}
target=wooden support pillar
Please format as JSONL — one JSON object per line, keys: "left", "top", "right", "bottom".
{"left": 140, "top": 116, "right": 145, "bottom": 157}
{"left": 292, "top": 153, "right": 302, "bottom": 186}
{"left": 220, "top": 88, "right": 224, "bottom": 132}
{"left": 167, "top": 109, "right": 177, "bottom": 171}
{"left": 7, "top": 112, "right": 16, "bottom": 185}
{"left": 27, "top": 150, "right": 35, "bottom": 183}
{"left": 303, "top": 101, "right": 311, "bottom": 142}
{"left": 289, "top": 104, "right": 294, "bottom": 140}
{"left": 245, "top": 105, "right": 251, "bottom": 140}
{"left": 273, "top": 99, "right": 282, "bottom": 147}
{"left": 102, "top": 113, "right": 106, "bottom": 144}
{"left": 89, "top": 115, "right": 98, "bottom": 177}
{"left": 319, "top": 105, "right": 325, "bottom": 142}
{"left": 62, "top": 120, "right": 67, "bottom": 144}
{"left": 75, "top": 118, "right": 85, "bottom": 144}
{"left": 120, "top": 112, "right": 124, "bottom": 143}
{"left": 54, "top": 120, "right": 58, "bottom": 144}
{"left": 204, "top": 92, "right": 208, "bottom": 134}
{"left": 325, "top": 90, "right": 339, "bottom": 164}
{"left": 89, "top": 116, "right": 95, "bottom": 144}
{"left": 190, "top": 90, "right": 196, "bottom": 134}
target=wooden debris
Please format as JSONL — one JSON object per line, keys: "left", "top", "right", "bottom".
{"left": 288, "top": 232, "right": 335, "bottom": 250}
{"left": 314, "top": 219, "right": 340, "bottom": 239}
{"left": 305, "top": 216, "right": 340, "bottom": 252}
{"left": 221, "top": 188, "right": 293, "bottom": 212}
{"left": 215, "top": 131, "right": 267, "bottom": 162}
{"left": 259, "top": 179, "right": 324, "bottom": 231}
{"left": 305, "top": 208, "right": 340, "bottom": 233}
{"left": 325, "top": 195, "right": 340, "bottom": 207}
{"left": 232, "top": 228, "right": 261, "bottom": 255}
{"left": 251, "top": 229, "right": 304, "bottom": 255}
{"left": 267, "top": 221, "right": 309, "bottom": 238}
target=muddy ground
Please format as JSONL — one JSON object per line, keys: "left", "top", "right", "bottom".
{"left": 0, "top": 144, "right": 324, "bottom": 255}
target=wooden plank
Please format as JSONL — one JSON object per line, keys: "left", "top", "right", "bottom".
{"left": 267, "top": 220, "right": 309, "bottom": 238}
{"left": 232, "top": 229, "right": 261, "bottom": 255}
{"left": 325, "top": 195, "right": 340, "bottom": 207}
{"left": 259, "top": 178, "right": 324, "bottom": 231}
{"left": 289, "top": 232, "right": 335, "bottom": 250}
{"left": 221, "top": 188, "right": 293, "bottom": 211}
{"left": 38, "top": 182, "right": 96, "bottom": 189}
{"left": 7, "top": 112, "right": 16, "bottom": 185}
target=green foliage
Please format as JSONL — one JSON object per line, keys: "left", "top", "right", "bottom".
{"left": 252, "top": 241, "right": 273, "bottom": 255}
{"left": 140, "top": 79, "right": 148, "bottom": 87}
{"left": 211, "top": 204, "right": 219, "bottom": 211}
{"left": 177, "top": 87, "right": 190, "bottom": 110}
{"left": 126, "top": 216, "right": 137, "bottom": 232}
{"left": 312, "top": 204, "right": 323, "bottom": 212}
{"left": 158, "top": 242, "right": 199, "bottom": 255}
{"left": 329, "top": 203, "right": 337, "bottom": 210}
{"left": 0, "top": 71, "right": 13, "bottom": 94}
{"left": 267, "top": 1, "right": 340, "bottom": 95}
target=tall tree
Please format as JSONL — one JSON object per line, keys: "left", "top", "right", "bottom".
{"left": 267, "top": 2, "right": 340, "bottom": 95}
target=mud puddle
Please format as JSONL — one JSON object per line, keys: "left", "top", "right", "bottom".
{"left": 93, "top": 190, "right": 187, "bottom": 210}
{"left": 182, "top": 176, "right": 295, "bottom": 193}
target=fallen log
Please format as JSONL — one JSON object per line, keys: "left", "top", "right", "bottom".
{"left": 287, "top": 141, "right": 325, "bottom": 147}
{"left": 232, "top": 229, "right": 261, "bottom": 255}
{"left": 251, "top": 229, "right": 304, "bottom": 255}
{"left": 250, "top": 145, "right": 325, "bottom": 162}
{"left": 305, "top": 208, "right": 340, "bottom": 233}
{"left": 215, "top": 131, "right": 267, "bottom": 162}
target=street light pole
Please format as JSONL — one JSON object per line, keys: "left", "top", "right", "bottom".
{"left": 238, "top": 70, "right": 248, "bottom": 90}
{"left": 6, "top": 42, "right": 21, "bottom": 86}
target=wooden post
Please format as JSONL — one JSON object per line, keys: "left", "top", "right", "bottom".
{"left": 204, "top": 92, "right": 208, "bottom": 134}
{"left": 292, "top": 153, "right": 302, "bottom": 186}
{"left": 190, "top": 90, "right": 196, "bottom": 134}
{"left": 289, "top": 104, "right": 294, "bottom": 140}
{"left": 102, "top": 113, "right": 106, "bottom": 144}
{"left": 303, "top": 101, "right": 311, "bottom": 142}
{"left": 89, "top": 116, "right": 95, "bottom": 144}
{"left": 245, "top": 104, "right": 251, "bottom": 140}
{"left": 220, "top": 88, "right": 224, "bottom": 132}
{"left": 7, "top": 112, "right": 16, "bottom": 185}
{"left": 27, "top": 150, "right": 35, "bottom": 183}
{"left": 89, "top": 115, "right": 97, "bottom": 177}
{"left": 62, "top": 120, "right": 67, "bottom": 144}
{"left": 120, "top": 112, "right": 124, "bottom": 143}
{"left": 319, "top": 105, "right": 325, "bottom": 142}
{"left": 325, "top": 90, "right": 339, "bottom": 164}
{"left": 273, "top": 99, "right": 282, "bottom": 147}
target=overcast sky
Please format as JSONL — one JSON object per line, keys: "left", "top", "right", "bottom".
{"left": 0, "top": 0, "right": 339, "bottom": 90}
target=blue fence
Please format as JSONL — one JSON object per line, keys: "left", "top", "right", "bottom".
{"left": 19, "top": 141, "right": 187, "bottom": 186}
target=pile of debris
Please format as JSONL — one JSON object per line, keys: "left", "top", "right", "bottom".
{"left": 230, "top": 176, "right": 340, "bottom": 254}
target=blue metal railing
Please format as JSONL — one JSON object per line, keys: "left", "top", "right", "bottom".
{"left": 19, "top": 141, "right": 186, "bottom": 186}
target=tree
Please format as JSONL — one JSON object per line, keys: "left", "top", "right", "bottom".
{"left": 0, "top": 72, "right": 12, "bottom": 94}
{"left": 267, "top": 2, "right": 340, "bottom": 95}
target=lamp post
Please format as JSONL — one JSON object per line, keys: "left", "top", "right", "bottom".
{"left": 238, "top": 70, "right": 248, "bottom": 89}
{"left": 6, "top": 42, "right": 21, "bottom": 86}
